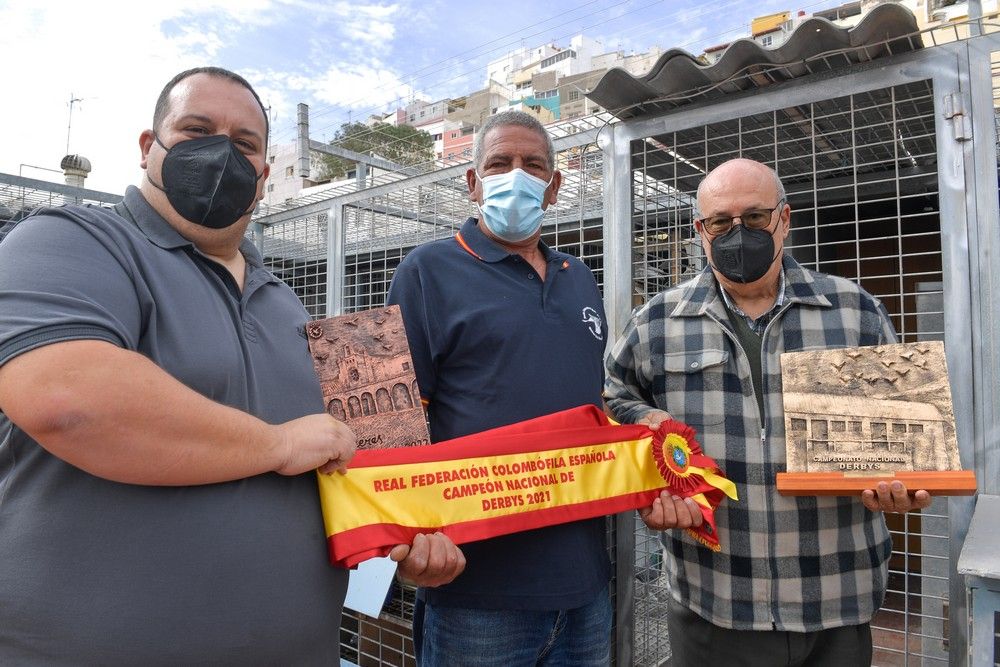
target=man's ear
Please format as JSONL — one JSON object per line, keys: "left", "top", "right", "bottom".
{"left": 466, "top": 168, "right": 479, "bottom": 202}
{"left": 139, "top": 130, "right": 156, "bottom": 169}
{"left": 778, "top": 202, "right": 791, "bottom": 240}
{"left": 546, "top": 170, "right": 562, "bottom": 206}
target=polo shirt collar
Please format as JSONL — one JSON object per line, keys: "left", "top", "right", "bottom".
{"left": 122, "top": 186, "right": 194, "bottom": 251}
{"left": 455, "top": 217, "right": 568, "bottom": 268}
{"left": 121, "top": 185, "right": 265, "bottom": 266}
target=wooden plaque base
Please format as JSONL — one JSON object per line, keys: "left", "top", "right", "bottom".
{"left": 776, "top": 470, "right": 977, "bottom": 496}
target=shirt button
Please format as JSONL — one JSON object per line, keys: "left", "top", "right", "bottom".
{"left": 528, "top": 274, "right": 535, "bottom": 280}
{"left": 690, "top": 361, "right": 699, "bottom": 368}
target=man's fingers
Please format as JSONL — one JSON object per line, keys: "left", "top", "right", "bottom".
{"left": 683, "top": 498, "right": 704, "bottom": 527}
{"left": 861, "top": 482, "right": 932, "bottom": 514}
{"left": 395, "top": 533, "right": 464, "bottom": 588}
{"left": 642, "top": 492, "right": 706, "bottom": 531}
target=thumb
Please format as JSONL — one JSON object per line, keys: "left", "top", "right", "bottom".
{"left": 388, "top": 543, "right": 410, "bottom": 563}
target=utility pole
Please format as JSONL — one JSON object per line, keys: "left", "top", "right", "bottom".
{"left": 66, "top": 93, "right": 84, "bottom": 155}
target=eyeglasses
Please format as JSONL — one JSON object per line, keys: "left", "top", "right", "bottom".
{"left": 696, "top": 199, "right": 785, "bottom": 237}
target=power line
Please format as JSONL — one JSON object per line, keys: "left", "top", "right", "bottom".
{"left": 272, "top": 0, "right": 657, "bottom": 144}
{"left": 276, "top": 0, "right": 850, "bottom": 156}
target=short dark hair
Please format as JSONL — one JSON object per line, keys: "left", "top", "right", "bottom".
{"left": 152, "top": 67, "right": 269, "bottom": 145}
{"left": 473, "top": 110, "right": 555, "bottom": 172}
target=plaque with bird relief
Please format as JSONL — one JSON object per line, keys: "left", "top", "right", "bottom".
{"left": 306, "top": 305, "right": 430, "bottom": 450}
{"left": 776, "top": 341, "right": 976, "bottom": 496}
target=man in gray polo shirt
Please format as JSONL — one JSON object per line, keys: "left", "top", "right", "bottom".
{"left": 0, "top": 67, "right": 463, "bottom": 663}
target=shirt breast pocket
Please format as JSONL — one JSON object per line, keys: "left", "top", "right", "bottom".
{"left": 661, "top": 349, "right": 728, "bottom": 427}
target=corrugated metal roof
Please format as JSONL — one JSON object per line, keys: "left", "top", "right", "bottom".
{"left": 586, "top": 3, "right": 922, "bottom": 120}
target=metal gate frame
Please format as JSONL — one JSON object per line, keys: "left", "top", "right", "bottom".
{"left": 600, "top": 32, "right": 1000, "bottom": 666}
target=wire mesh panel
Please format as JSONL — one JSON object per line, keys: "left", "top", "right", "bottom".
{"left": 626, "top": 78, "right": 948, "bottom": 666}
{"left": 260, "top": 211, "right": 329, "bottom": 318}
{"left": 0, "top": 174, "right": 121, "bottom": 231}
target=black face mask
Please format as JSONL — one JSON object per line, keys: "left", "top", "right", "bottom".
{"left": 709, "top": 223, "right": 780, "bottom": 284}
{"left": 148, "top": 134, "right": 262, "bottom": 229}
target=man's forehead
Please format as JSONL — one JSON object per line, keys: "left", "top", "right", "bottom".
{"left": 701, "top": 167, "right": 775, "bottom": 203}
{"left": 166, "top": 75, "right": 266, "bottom": 130}
{"left": 483, "top": 126, "right": 548, "bottom": 153}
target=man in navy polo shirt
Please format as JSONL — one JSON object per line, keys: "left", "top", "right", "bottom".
{"left": 386, "top": 110, "right": 612, "bottom": 666}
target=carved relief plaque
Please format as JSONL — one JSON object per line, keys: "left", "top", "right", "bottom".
{"left": 307, "top": 305, "right": 430, "bottom": 449}
{"left": 776, "top": 341, "right": 975, "bottom": 495}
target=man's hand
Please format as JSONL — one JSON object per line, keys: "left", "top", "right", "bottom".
{"left": 860, "top": 481, "right": 932, "bottom": 513}
{"left": 271, "top": 414, "right": 357, "bottom": 476}
{"left": 389, "top": 532, "right": 465, "bottom": 587}
{"left": 636, "top": 409, "right": 673, "bottom": 431}
{"left": 639, "top": 490, "right": 704, "bottom": 531}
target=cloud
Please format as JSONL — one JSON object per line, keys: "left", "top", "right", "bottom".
{"left": 0, "top": 1, "right": 298, "bottom": 193}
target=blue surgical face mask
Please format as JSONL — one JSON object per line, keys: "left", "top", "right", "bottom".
{"left": 476, "top": 168, "right": 553, "bottom": 243}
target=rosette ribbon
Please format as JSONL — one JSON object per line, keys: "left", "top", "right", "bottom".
{"left": 319, "top": 405, "right": 737, "bottom": 567}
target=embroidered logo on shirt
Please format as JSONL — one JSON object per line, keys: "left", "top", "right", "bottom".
{"left": 581, "top": 306, "right": 603, "bottom": 340}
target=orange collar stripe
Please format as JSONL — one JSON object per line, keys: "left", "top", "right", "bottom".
{"left": 454, "top": 232, "right": 482, "bottom": 260}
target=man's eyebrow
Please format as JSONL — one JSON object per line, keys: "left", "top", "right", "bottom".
{"left": 174, "top": 114, "right": 265, "bottom": 143}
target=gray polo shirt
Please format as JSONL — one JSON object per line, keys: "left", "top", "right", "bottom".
{"left": 0, "top": 187, "right": 346, "bottom": 664}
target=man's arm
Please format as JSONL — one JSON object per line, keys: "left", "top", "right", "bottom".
{"left": 603, "top": 312, "right": 702, "bottom": 530}
{"left": 603, "top": 312, "right": 665, "bottom": 425}
{"left": 0, "top": 340, "right": 355, "bottom": 485}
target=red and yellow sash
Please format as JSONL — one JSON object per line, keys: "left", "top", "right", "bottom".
{"left": 319, "top": 405, "right": 737, "bottom": 567}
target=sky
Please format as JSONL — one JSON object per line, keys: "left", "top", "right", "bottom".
{"left": 0, "top": 0, "right": 848, "bottom": 194}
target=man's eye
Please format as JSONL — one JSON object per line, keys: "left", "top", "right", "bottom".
{"left": 707, "top": 217, "right": 730, "bottom": 230}
{"left": 744, "top": 212, "right": 769, "bottom": 226}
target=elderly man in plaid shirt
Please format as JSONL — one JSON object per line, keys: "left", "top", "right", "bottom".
{"left": 604, "top": 158, "right": 931, "bottom": 666}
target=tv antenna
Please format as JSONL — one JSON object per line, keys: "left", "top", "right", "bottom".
{"left": 66, "top": 93, "right": 85, "bottom": 155}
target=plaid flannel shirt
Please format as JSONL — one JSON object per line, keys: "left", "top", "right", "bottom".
{"left": 605, "top": 255, "right": 898, "bottom": 632}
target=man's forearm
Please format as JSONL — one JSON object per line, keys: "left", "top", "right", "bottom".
{"left": 0, "top": 340, "right": 284, "bottom": 485}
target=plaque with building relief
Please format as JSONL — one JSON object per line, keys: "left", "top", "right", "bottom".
{"left": 306, "top": 305, "right": 430, "bottom": 450}
{"left": 776, "top": 341, "right": 976, "bottom": 496}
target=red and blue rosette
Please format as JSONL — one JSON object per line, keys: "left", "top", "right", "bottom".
{"left": 651, "top": 420, "right": 737, "bottom": 551}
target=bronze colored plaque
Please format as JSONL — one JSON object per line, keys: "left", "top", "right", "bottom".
{"left": 306, "top": 305, "right": 430, "bottom": 449}
{"left": 776, "top": 341, "right": 975, "bottom": 496}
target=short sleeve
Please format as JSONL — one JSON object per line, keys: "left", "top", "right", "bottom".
{"left": 0, "top": 209, "right": 142, "bottom": 365}
{"left": 386, "top": 252, "right": 437, "bottom": 401}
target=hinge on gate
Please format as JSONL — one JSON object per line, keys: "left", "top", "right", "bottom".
{"left": 942, "top": 93, "right": 973, "bottom": 142}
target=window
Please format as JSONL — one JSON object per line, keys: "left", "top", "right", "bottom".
{"left": 567, "top": 90, "right": 581, "bottom": 102}
{"left": 540, "top": 49, "right": 576, "bottom": 68}
{"left": 267, "top": 183, "right": 274, "bottom": 192}
{"left": 831, "top": 421, "right": 846, "bottom": 432}
{"left": 432, "top": 133, "right": 442, "bottom": 141}
{"left": 892, "top": 423, "right": 907, "bottom": 434}
{"left": 790, "top": 418, "right": 807, "bottom": 431}
{"left": 761, "top": 35, "right": 773, "bottom": 47}
{"left": 909, "top": 424, "right": 924, "bottom": 433}
{"left": 268, "top": 155, "right": 276, "bottom": 163}
{"left": 285, "top": 166, "right": 294, "bottom": 177}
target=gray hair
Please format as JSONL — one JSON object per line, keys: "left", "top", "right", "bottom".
{"left": 694, "top": 159, "right": 786, "bottom": 218}
{"left": 473, "top": 110, "right": 555, "bottom": 172}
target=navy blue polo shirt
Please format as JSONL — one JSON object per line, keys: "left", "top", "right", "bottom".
{"left": 0, "top": 187, "right": 346, "bottom": 663}
{"left": 386, "top": 217, "right": 610, "bottom": 610}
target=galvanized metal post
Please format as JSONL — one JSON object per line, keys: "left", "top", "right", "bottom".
{"left": 602, "top": 121, "right": 637, "bottom": 666}
{"left": 327, "top": 202, "right": 345, "bottom": 317}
